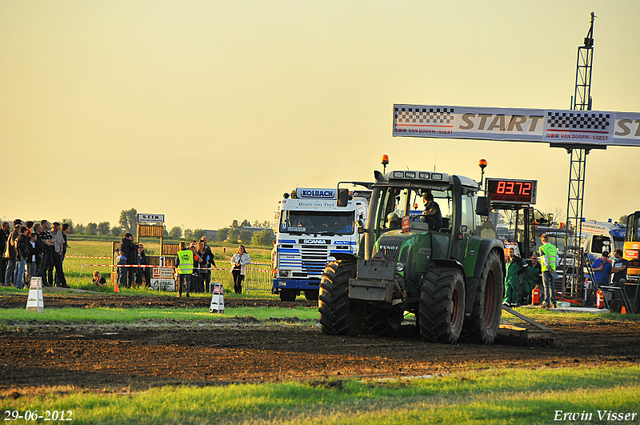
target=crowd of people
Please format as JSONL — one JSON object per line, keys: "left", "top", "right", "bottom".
{"left": 2, "top": 218, "right": 252, "bottom": 295}
{"left": 174, "top": 239, "right": 250, "bottom": 297}
{"left": 1, "top": 219, "right": 70, "bottom": 289}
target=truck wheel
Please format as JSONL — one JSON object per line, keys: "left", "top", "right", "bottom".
{"left": 419, "top": 267, "right": 465, "bottom": 344}
{"left": 461, "top": 249, "right": 503, "bottom": 344}
{"left": 363, "top": 306, "right": 403, "bottom": 337}
{"left": 304, "top": 289, "right": 319, "bottom": 301}
{"left": 319, "top": 260, "right": 362, "bottom": 335}
{"left": 279, "top": 289, "right": 297, "bottom": 302}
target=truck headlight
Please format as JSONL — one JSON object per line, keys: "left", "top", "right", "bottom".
{"left": 396, "top": 262, "right": 405, "bottom": 272}
{"left": 279, "top": 270, "right": 291, "bottom": 278}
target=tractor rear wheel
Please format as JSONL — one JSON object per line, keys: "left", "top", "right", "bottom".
{"left": 319, "top": 260, "right": 362, "bottom": 335}
{"left": 419, "top": 266, "right": 465, "bottom": 344}
{"left": 461, "top": 249, "right": 504, "bottom": 344}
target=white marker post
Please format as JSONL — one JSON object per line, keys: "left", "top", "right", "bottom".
{"left": 26, "top": 277, "right": 44, "bottom": 313}
{"left": 210, "top": 282, "right": 225, "bottom": 313}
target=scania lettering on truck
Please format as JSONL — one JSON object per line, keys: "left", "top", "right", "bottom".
{"left": 272, "top": 188, "right": 369, "bottom": 301}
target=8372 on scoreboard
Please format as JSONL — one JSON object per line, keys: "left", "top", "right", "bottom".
{"left": 485, "top": 178, "right": 537, "bottom": 205}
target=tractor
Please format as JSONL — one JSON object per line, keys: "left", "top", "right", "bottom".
{"left": 319, "top": 169, "right": 505, "bottom": 344}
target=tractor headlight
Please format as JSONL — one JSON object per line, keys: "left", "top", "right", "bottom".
{"left": 396, "top": 262, "right": 405, "bottom": 272}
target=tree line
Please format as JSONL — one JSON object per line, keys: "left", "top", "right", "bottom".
{"left": 60, "top": 209, "right": 274, "bottom": 246}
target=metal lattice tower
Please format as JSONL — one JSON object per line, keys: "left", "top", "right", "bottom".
{"left": 562, "top": 13, "right": 600, "bottom": 294}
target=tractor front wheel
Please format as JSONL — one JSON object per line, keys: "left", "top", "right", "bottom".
{"left": 419, "top": 266, "right": 465, "bottom": 344}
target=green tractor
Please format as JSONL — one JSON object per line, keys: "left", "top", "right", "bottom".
{"left": 319, "top": 169, "right": 505, "bottom": 344}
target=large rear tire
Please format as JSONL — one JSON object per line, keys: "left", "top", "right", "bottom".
{"left": 419, "top": 266, "right": 465, "bottom": 344}
{"left": 319, "top": 261, "right": 362, "bottom": 335}
{"left": 461, "top": 249, "right": 503, "bottom": 344}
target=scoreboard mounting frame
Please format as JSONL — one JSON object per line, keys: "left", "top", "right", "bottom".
{"left": 485, "top": 178, "right": 537, "bottom": 205}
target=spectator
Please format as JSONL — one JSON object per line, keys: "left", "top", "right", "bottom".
{"left": 503, "top": 247, "right": 526, "bottom": 307}
{"left": 230, "top": 245, "right": 251, "bottom": 294}
{"left": 26, "top": 231, "right": 40, "bottom": 284}
{"left": 611, "top": 249, "right": 629, "bottom": 288}
{"left": 190, "top": 245, "right": 202, "bottom": 292}
{"left": 521, "top": 254, "right": 542, "bottom": 305}
{"left": 539, "top": 233, "right": 558, "bottom": 309}
{"left": 119, "top": 233, "right": 138, "bottom": 289}
{"left": 39, "top": 220, "right": 56, "bottom": 287}
{"left": 15, "top": 226, "right": 29, "bottom": 289}
{"left": 0, "top": 222, "right": 10, "bottom": 286}
{"left": 115, "top": 246, "right": 125, "bottom": 285}
{"left": 175, "top": 242, "right": 193, "bottom": 297}
{"left": 25, "top": 221, "right": 34, "bottom": 237}
{"left": 3, "top": 221, "right": 21, "bottom": 287}
{"left": 197, "top": 238, "right": 216, "bottom": 293}
{"left": 55, "top": 223, "right": 70, "bottom": 286}
{"left": 136, "top": 244, "right": 151, "bottom": 288}
{"left": 92, "top": 271, "right": 107, "bottom": 286}
{"left": 32, "top": 223, "right": 50, "bottom": 287}
{"left": 50, "top": 222, "right": 69, "bottom": 288}
{"left": 591, "top": 251, "right": 612, "bottom": 286}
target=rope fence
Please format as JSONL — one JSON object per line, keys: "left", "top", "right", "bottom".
{"left": 78, "top": 260, "right": 274, "bottom": 293}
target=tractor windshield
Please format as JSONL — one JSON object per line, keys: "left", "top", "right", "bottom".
{"left": 377, "top": 186, "right": 452, "bottom": 231}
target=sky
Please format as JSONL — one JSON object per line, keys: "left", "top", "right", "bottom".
{"left": 1, "top": 0, "right": 639, "bottom": 232}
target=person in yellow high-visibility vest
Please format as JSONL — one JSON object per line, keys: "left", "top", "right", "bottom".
{"left": 539, "top": 234, "right": 558, "bottom": 309}
{"left": 176, "top": 242, "right": 194, "bottom": 297}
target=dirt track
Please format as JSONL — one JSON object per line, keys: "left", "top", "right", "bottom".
{"left": 2, "top": 292, "right": 640, "bottom": 393}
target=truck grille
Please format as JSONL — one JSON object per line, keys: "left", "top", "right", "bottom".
{"left": 301, "top": 245, "right": 329, "bottom": 277}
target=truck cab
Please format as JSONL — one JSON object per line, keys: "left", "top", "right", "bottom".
{"left": 272, "top": 188, "right": 369, "bottom": 301}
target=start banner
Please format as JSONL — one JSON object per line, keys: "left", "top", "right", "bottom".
{"left": 392, "top": 104, "right": 640, "bottom": 147}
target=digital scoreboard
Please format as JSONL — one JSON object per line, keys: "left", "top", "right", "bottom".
{"left": 485, "top": 178, "right": 537, "bottom": 205}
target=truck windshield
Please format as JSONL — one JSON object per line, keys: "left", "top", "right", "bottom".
{"left": 279, "top": 211, "right": 354, "bottom": 235}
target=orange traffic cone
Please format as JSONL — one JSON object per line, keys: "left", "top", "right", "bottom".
{"left": 114, "top": 281, "right": 120, "bottom": 293}
{"left": 621, "top": 306, "right": 627, "bottom": 314}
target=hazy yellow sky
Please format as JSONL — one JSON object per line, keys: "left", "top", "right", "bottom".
{"left": 2, "top": 1, "right": 639, "bottom": 231}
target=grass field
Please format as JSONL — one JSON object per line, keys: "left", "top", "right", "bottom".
{"left": 1, "top": 363, "right": 638, "bottom": 424}
{"left": 2, "top": 296, "right": 639, "bottom": 424}
{"left": 4, "top": 237, "right": 640, "bottom": 424}
{"left": 61, "top": 238, "right": 275, "bottom": 294}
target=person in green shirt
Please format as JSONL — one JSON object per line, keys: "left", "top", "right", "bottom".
{"left": 539, "top": 234, "right": 558, "bottom": 308}
{"left": 503, "top": 247, "right": 526, "bottom": 307}
{"left": 521, "top": 254, "right": 542, "bottom": 305}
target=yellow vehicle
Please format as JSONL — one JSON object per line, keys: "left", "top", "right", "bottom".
{"left": 623, "top": 211, "right": 640, "bottom": 283}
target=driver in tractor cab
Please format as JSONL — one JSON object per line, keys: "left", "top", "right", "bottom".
{"left": 387, "top": 212, "right": 401, "bottom": 230}
{"left": 422, "top": 192, "right": 443, "bottom": 230}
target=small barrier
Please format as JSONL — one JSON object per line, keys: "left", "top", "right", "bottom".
{"left": 210, "top": 282, "right": 225, "bottom": 313}
{"left": 26, "top": 277, "right": 44, "bottom": 313}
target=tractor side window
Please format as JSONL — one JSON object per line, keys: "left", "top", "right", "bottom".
{"left": 378, "top": 188, "right": 401, "bottom": 230}
{"left": 460, "top": 193, "right": 475, "bottom": 233}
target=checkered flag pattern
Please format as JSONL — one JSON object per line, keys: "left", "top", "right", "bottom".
{"left": 546, "top": 111, "right": 611, "bottom": 131}
{"left": 394, "top": 107, "right": 454, "bottom": 125}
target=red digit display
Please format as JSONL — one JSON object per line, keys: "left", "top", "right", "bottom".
{"left": 485, "top": 178, "right": 537, "bottom": 205}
